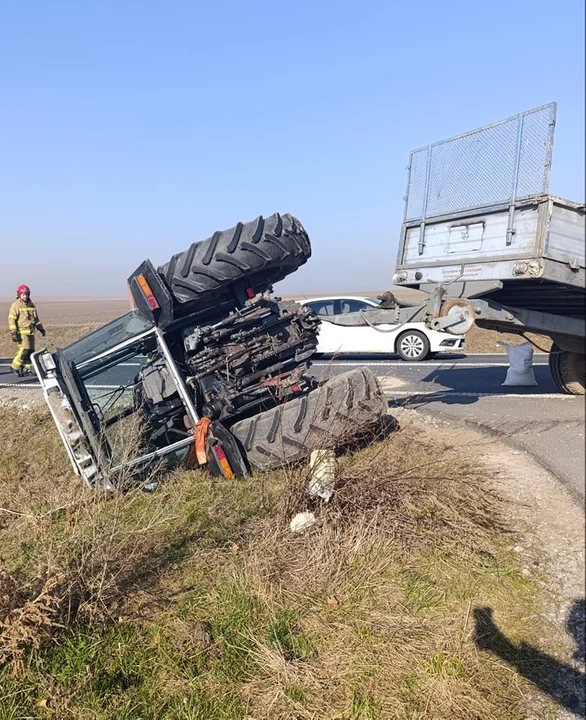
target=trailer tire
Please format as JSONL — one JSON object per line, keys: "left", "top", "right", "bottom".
{"left": 549, "top": 345, "right": 586, "bottom": 395}
{"left": 230, "top": 368, "right": 387, "bottom": 471}
{"left": 158, "top": 213, "right": 311, "bottom": 310}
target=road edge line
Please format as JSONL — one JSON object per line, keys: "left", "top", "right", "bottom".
{"left": 403, "top": 407, "right": 583, "bottom": 507}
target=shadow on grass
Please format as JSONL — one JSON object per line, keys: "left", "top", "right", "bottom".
{"left": 474, "top": 602, "right": 585, "bottom": 717}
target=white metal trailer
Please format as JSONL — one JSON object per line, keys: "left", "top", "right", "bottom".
{"left": 331, "top": 103, "right": 585, "bottom": 393}
{"left": 396, "top": 195, "right": 584, "bottom": 290}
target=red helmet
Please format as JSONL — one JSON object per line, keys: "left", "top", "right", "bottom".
{"left": 17, "top": 285, "right": 30, "bottom": 296}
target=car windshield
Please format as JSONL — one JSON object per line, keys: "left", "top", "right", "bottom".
{"left": 61, "top": 310, "right": 155, "bottom": 366}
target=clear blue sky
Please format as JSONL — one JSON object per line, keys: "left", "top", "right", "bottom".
{"left": 1, "top": 0, "right": 584, "bottom": 298}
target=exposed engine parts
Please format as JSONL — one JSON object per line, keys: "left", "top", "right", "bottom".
{"left": 181, "top": 295, "right": 321, "bottom": 421}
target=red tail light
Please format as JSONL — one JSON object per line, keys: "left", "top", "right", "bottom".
{"left": 137, "top": 274, "right": 160, "bottom": 311}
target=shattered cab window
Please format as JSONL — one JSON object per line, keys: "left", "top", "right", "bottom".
{"left": 62, "top": 310, "right": 155, "bottom": 366}
{"left": 75, "top": 336, "right": 193, "bottom": 469}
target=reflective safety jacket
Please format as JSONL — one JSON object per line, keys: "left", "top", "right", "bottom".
{"left": 8, "top": 299, "right": 41, "bottom": 336}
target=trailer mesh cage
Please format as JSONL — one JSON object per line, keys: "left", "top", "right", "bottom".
{"left": 404, "top": 103, "right": 556, "bottom": 222}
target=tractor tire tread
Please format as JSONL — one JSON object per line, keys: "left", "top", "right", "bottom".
{"left": 230, "top": 368, "right": 387, "bottom": 471}
{"left": 158, "top": 213, "right": 311, "bottom": 307}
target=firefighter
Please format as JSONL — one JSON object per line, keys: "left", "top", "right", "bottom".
{"left": 8, "top": 285, "right": 46, "bottom": 377}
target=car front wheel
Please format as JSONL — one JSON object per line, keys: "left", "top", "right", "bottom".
{"left": 396, "top": 330, "right": 430, "bottom": 362}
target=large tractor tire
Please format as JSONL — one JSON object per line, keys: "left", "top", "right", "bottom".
{"left": 549, "top": 345, "right": 586, "bottom": 395}
{"left": 230, "top": 368, "right": 387, "bottom": 471}
{"left": 158, "top": 213, "right": 311, "bottom": 309}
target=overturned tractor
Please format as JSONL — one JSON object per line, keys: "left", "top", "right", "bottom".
{"left": 32, "top": 214, "right": 387, "bottom": 487}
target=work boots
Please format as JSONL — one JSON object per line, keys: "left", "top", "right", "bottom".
{"left": 11, "top": 368, "right": 32, "bottom": 378}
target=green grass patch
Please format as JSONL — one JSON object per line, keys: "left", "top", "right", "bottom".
{"left": 0, "top": 406, "right": 563, "bottom": 719}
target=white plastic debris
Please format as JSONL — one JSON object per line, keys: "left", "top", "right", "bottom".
{"left": 498, "top": 341, "right": 538, "bottom": 387}
{"left": 308, "top": 449, "right": 337, "bottom": 502}
{"left": 290, "top": 512, "right": 316, "bottom": 533}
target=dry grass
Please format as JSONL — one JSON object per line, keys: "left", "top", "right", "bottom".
{"left": 0, "top": 408, "right": 170, "bottom": 669}
{"left": 0, "top": 297, "right": 127, "bottom": 356}
{"left": 0, "top": 402, "right": 562, "bottom": 719}
{"left": 464, "top": 326, "right": 552, "bottom": 354}
{"left": 0, "top": 298, "right": 129, "bottom": 324}
{"left": 0, "top": 324, "right": 102, "bottom": 358}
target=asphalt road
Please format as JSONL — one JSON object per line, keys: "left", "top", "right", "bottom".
{"left": 310, "top": 354, "right": 584, "bottom": 502}
{"left": 0, "top": 358, "right": 144, "bottom": 389}
{"left": 0, "top": 352, "right": 549, "bottom": 391}
{"left": 1, "top": 353, "right": 583, "bottom": 501}
{"left": 310, "top": 352, "right": 553, "bottom": 392}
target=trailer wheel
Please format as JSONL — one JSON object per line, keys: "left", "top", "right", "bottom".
{"left": 229, "top": 368, "right": 387, "bottom": 471}
{"left": 549, "top": 345, "right": 586, "bottom": 395}
{"left": 157, "top": 213, "right": 311, "bottom": 310}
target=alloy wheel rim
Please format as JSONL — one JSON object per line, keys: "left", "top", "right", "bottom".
{"left": 401, "top": 335, "right": 425, "bottom": 358}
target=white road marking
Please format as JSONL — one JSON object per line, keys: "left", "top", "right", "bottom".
{"left": 0, "top": 355, "right": 549, "bottom": 370}
{"left": 0, "top": 383, "right": 41, "bottom": 389}
{"left": 0, "top": 384, "right": 572, "bottom": 399}
{"left": 0, "top": 383, "right": 126, "bottom": 390}
{"left": 312, "top": 354, "right": 548, "bottom": 360}
{"left": 312, "top": 361, "right": 543, "bottom": 368}
{"left": 385, "top": 391, "right": 574, "bottom": 399}
{"left": 0, "top": 361, "right": 142, "bottom": 368}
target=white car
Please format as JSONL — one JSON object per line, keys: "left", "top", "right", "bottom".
{"left": 298, "top": 296, "right": 465, "bottom": 361}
